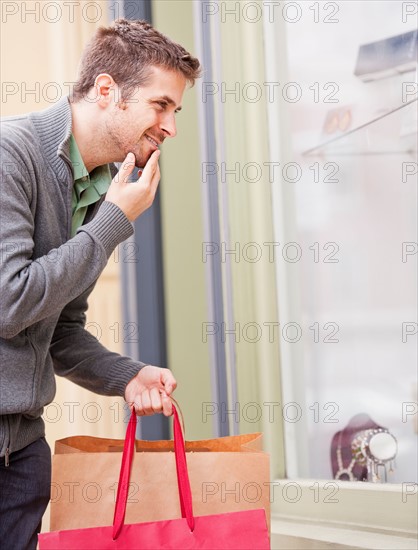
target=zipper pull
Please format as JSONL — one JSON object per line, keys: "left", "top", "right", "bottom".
{"left": 5, "top": 448, "right": 10, "bottom": 467}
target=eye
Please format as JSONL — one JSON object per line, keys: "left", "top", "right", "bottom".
{"left": 156, "top": 101, "right": 168, "bottom": 110}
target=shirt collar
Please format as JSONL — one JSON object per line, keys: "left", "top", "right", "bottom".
{"left": 69, "top": 134, "right": 89, "bottom": 181}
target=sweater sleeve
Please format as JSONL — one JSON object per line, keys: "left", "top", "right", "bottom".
{"left": 50, "top": 283, "right": 146, "bottom": 397}
{"left": 0, "top": 143, "right": 133, "bottom": 339}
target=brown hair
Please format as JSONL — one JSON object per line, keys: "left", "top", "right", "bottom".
{"left": 71, "top": 18, "right": 201, "bottom": 102}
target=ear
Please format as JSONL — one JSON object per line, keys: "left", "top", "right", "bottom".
{"left": 92, "top": 73, "right": 117, "bottom": 108}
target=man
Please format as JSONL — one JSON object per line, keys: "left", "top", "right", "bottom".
{"left": 0, "top": 18, "right": 200, "bottom": 548}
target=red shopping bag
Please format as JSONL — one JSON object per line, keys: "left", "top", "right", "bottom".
{"left": 39, "top": 405, "right": 270, "bottom": 549}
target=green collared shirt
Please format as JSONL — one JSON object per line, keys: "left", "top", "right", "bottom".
{"left": 70, "top": 134, "right": 112, "bottom": 237}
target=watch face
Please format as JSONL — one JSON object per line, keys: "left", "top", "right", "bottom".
{"left": 369, "top": 432, "right": 397, "bottom": 462}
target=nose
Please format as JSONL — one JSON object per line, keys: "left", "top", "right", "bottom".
{"left": 160, "top": 112, "right": 177, "bottom": 138}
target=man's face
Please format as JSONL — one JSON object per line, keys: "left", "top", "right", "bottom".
{"left": 105, "top": 66, "right": 187, "bottom": 168}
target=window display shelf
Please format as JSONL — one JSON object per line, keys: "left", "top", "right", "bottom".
{"left": 303, "top": 98, "right": 417, "bottom": 157}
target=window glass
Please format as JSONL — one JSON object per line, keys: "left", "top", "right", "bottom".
{"left": 276, "top": 0, "right": 417, "bottom": 483}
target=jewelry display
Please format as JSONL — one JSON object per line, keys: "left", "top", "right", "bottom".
{"left": 354, "top": 428, "right": 397, "bottom": 482}
{"left": 331, "top": 413, "right": 397, "bottom": 483}
{"left": 335, "top": 430, "right": 356, "bottom": 481}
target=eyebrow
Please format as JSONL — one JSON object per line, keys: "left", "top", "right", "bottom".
{"left": 155, "top": 95, "right": 182, "bottom": 111}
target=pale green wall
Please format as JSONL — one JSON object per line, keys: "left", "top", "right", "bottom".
{"left": 215, "top": 4, "right": 285, "bottom": 477}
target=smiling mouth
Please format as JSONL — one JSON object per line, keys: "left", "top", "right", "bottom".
{"left": 145, "top": 134, "right": 159, "bottom": 148}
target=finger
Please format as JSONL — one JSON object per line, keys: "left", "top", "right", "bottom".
{"left": 140, "top": 391, "right": 155, "bottom": 416}
{"left": 149, "top": 163, "right": 161, "bottom": 196}
{"left": 150, "top": 387, "right": 163, "bottom": 414}
{"left": 132, "top": 397, "right": 145, "bottom": 417}
{"left": 139, "top": 150, "right": 160, "bottom": 182}
{"left": 161, "top": 370, "right": 177, "bottom": 396}
{"left": 114, "top": 152, "right": 136, "bottom": 184}
{"left": 161, "top": 391, "right": 173, "bottom": 417}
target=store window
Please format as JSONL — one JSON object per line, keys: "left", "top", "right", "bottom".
{"left": 267, "top": 1, "right": 417, "bottom": 485}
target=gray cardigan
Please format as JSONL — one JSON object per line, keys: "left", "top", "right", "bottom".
{"left": 0, "top": 97, "right": 145, "bottom": 457}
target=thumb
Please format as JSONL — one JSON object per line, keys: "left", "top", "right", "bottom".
{"left": 115, "top": 152, "right": 136, "bottom": 184}
{"left": 161, "top": 369, "right": 176, "bottom": 396}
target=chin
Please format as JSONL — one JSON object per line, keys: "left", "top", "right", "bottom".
{"left": 133, "top": 155, "right": 144, "bottom": 169}
{"left": 140, "top": 153, "right": 153, "bottom": 167}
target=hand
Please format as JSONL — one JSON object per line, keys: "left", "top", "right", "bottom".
{"left": 105, "top": 151, "right": 160, "bottom": 222}
{"left": 125, "top": 365, "right": 177, "bottom": 417}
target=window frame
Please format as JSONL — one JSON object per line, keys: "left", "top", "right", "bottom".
{"left": 262, "top": 5, "right": 418, "bottom": 539}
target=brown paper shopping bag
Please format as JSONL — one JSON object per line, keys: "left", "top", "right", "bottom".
{"left": 49, "top": 414, "right": 270, "bottom": 533}
{"left": 40, "top": 407, "right": 270, "bottom": 549}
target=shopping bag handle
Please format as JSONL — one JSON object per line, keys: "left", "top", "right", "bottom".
{"left": 112, "top": 403, "right": 195, "bottom": 540}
